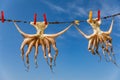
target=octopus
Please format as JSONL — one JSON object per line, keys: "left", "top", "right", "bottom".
{"left": 74, "top": 14, "right": 117, "bottom": 65}
{"left": 13, "top": 21, "right": 73, "bottom": 70}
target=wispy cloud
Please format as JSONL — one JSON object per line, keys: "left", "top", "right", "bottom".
{"left": 100, "top": 2, "right": 120, "bottom": 16}
{"left": 41, "top": 1, "right": 66, "bottom": 13}
{"left": 41, "top": 0, "right": 120, "bottom": 41}
{"left": 74, "top": 7, "right": 87, "bottom": 16}
{"left": 113, "top": 33, "right": 120, "bottom": 37}
{"left": 67, "top": 29, "right": 82, "bottom": 38}
{"left": 41, "top": 1, "right": 88, "bottom": 17}
{"left": 67, "top": 3, "right": 88, "bottom": 17}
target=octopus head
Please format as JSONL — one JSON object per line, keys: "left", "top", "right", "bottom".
{"left": 30, "top": 21, "right": 48, "bottom": 31}
{"left": 87, "top": 18, "right": 101, "bottom": 29}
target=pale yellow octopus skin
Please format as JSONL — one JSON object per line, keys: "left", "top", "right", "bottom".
{"left": 74, "top": 18, "right": 117, "bottom": 65}
{"left": 14, "top": 21, "right": 73, "bottom": 70}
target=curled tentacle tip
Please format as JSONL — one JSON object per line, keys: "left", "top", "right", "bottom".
{"left": 112, "top": 54, "right": 116, "bottom": 61}
{"left": 34, "top": 62, "right": 38, "bottom": 68}
{"left": 112, "top": 61, "right": 120, "bottom": 68}
{"left": 53, "top": 62, "right": 56, "bottom": 67}
{"left": 49, "top": 65, "right": 54, "bottom": 73}
{"left": 25, "top": 69, "right": 29, "bottom": 72}
{"left": 54, "top": 64, "right": 56, "bottom": 67}
{"left": 23, "top": 62, "right": 27, "bottom": 68}
{"left": 25, "top": 65, "right": 30, "bottom": 72}
{"left": 34, "top": 59, "right": 37, "bottom": 64}
{"left": 25, "top": 68, "right": 30, "bottom": 72}
{"left": 74, "top": 20, "right": 80, "bottom": 25}
{"left": 105, "top": 58, "right": 110, "bottom": 62}
{"left": 35, "top": 64, "right": 38, "bottom": 69}
{"left": 53, "top": 60, "right": 56, "bottom": 66}
{"left": 45, "top": 59, "right": 50, "bottom": 65}
{"left": 98, "top": 57, "right": 102, "bottom": 62}
{"left": 21, "top": 55, "right": 24, "bottom": 61}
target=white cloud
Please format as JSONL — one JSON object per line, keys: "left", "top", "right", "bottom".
{"left": 66, "top": 3, "right": 88, "bottom": 17}
{"left": 41, "top": 1, "right": 88, "bottom": 17}
{"left": 41, "top": 1, "right": 66, "bottom": 13}
{"left": 98, "top": 1, "right": 120, "bottom": 19}
{"left": 113, "top": 33, "right": 120, "bottom": 37}
{"left": 67, "top": 29, "right": 82, "bottom": 38}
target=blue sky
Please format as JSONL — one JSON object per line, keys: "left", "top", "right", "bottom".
{"left": 0, "top": 0, "right": 120, "bottom": 80}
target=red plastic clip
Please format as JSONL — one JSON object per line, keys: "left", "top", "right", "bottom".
{"left": 98, "top": 10, "right": 100, "bottom": 21}
{"left": 34, "top": 13, "right": 37, "bottom": 25}
{"left": 43, "top": 13, "right": 47, "bottom": 25}
{"left": 1, "top": 11, "right": 4, "bottom": 23}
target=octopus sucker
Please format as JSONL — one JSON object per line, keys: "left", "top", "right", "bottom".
{"left": 13, "top": 21, "right": 73, "bottom": 70}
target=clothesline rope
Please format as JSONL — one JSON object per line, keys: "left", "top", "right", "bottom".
{"left": 0, "top": 12, "right": 120, "bottom": 24}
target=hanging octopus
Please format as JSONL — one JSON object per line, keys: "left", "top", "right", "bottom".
{"left": 74, "top": 11, "right": 117, "bottom": 65}
{"left": 13, "top": 21, "right": 73, "bottom": 70}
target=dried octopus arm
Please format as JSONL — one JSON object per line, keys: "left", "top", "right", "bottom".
{"left": 25, "top": 40, "right": 36, "bottom": 69}
{"left": 34, "top": 39, "right": 39, "bottom": 67}
{"left": 40, "top": 39, "right": 48, "bottom": 63}
{"left": 103, "top": 18, "right": 114, "bottom": 35}
{"left": 43, "top": 38, "right": 53, "bottom": 69}
{"left": 13, "top": 22, "right": 38, "bottom": 38}
{"left": 44, "top": 24, "right": 73, "bottom": 38}
{"left": 74, "top": 25, "right": 90, "bottom": 39}
{"left": 46, "top": 37, "right": 58, "bottom": 66}
{"left": 20, "top": 38, "right": 34, "bottom": 60}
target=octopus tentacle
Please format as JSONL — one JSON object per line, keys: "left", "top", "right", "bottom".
{"left": 106, "top": 41, "right": 117, "bottom": 65}
{"left": 109, "top": 42, "right": 116, "bottom": 61}
{"left": 44, "top": 23, "right": 73, "bottom": 38}
{"left": 102, "top": 34, "right": 114, "bottom": 61}
{"left": 98, "top": 34, "right": 109, "bottom": 61}
{"left": 40, "top": 39, "right": 48, "bottom": 65}
{"left": 74, "top": 25, "right": 90, "bottom": 39}
{"left": 104, "top": 18, "right": 114, "bottom": 35}
{"left": 88, "top": 39, "right": 93, "bottom": 52}
{"left": 101, "top": 43, "right": 109, "bottom": 62}
{"left": 101, "top": 33, "right": 116, "bottom": 63}
{"left": 108, "top": 38, "right": 115, "bottom": 59}
{"left": 47, "top": 37, "right": 58, "bottom": 66}
{"left": 105, "top": 42, "right": 111, "bottom": 61}
{"left": 34, "top": 39, "right": 39, "bottom": 68}
{"left": 94, "top": 35, "right": 101, "bottom": 61}
{"left": 14, "top": 22, "right": 38, "bottom": 38}
{"left": 52, "top": 43, "right": 58, "bottom": 66}
{"left": 44, "top": 38, "right": 53, "bottom": 69}
{"left": 91, "top": 36, "right": 96, "bottom": 54}
{"left": 20, "top": 38, "right": 34, "bottom": 60}
{"left": 20, "top": 40, "right": 26, "bottom": 61}
{"left": 89, "top": 37, "right": 95, "bottom": 54}
{"left": 25, "top": 40, "right": 35, "bottom": 69}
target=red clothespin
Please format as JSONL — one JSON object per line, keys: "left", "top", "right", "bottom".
{"left": 1, "top": 11, "right": 4, "bottom": 23}
{"left": 34, "top": 13, "right": 37, "bottom": 25}
{"left": 43, "top": 13, "right": 47, "bottom": 25}
{"left": 98, "top": 10, "right": 100, "bottom": 21}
